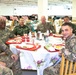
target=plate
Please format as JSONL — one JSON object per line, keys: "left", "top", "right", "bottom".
{"left": 44, "top": 47, "right": 59, "bottom": 52}
{"left": 16, "top": 43, "right": 41, "bottom": 51}
{"left": 44, "top": 44, "right": 60, "bottom": 52}
{"left": 6, "top": 38, "right": 22, "bottom": 44}
{"left": 53, "top": 34, "right": 63, "bottom": 38}
{"left": 54, "top": 44, "right": 65, "bottom": 50}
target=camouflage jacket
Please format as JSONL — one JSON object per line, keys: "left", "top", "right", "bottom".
{"left": 0, "top": 27, "right": 14, "bottom": 43}
{"left": 13, "top": 25, "right": 30, "bottom": 36}
{"left": 62, "top": 34, "right": 76, "bottom": 62}
{"left": 0, "top": 66, "right": 13, "bottom": 75}
{"left": 0, "top": 39, "right": 13, "bottom": 55}
{"left": 0, "top": 27, "right": 13, "bottom": 55}
{"left": 36, "top": 22, "right": 56, "bottom": 33}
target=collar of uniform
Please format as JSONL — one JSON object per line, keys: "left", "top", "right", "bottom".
{"left": 19, "top": 25, "right": 25, "bottom": 28}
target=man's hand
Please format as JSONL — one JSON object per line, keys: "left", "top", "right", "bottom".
{"left": 11, "top": 54, "right": 18, "bottom": 61}
{"left": 64, "top": 50, "right": 71, "bottom": 55}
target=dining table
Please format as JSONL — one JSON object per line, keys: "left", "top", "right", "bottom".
{"left": 7, "top": 33, "right": 65, "bottom": 75}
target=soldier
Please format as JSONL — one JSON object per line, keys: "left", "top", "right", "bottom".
{"left": 59, "top": 16, "right": 76, "bottom": 35}
{"left": 13, "top": 18, "right": 30, "bottom": 36}
{"left": 0, "top": 17, "right": 14, "bottom": 43}
{"left": 43, "top": 22, "right": 76, "bottom": 75}
{"left": 0, "top": 17, "right": 22, "bottom": 75}
{"left": 63, "top": 16, "right": 71, "bottom": 23}
{"left": 36, "top": 16, "right": 56, "bottom": 33}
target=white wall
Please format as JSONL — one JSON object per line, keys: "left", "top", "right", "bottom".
{"left": 0, "top": 4, "right": 38, "bottom": 16}
{"left": 0, "top": 3, "right": 72, "bottom": 16}
{"left": 48, "top": 4, "right": 72, "bottom": 16}
{"left": 0, "top": 4, "right": 14, "bottom": 16}
{"left": 14, "top": 6, "right": 38, "bottom": 15}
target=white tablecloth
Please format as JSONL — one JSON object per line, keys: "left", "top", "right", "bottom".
{"left": 10, "top": 36, "right": 63, "bottom": 75}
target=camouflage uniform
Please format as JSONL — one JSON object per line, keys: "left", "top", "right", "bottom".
{"left": 43, "top": 34, "right": 76, "bottom": 75}
{"left": 26, "top": 22, "right": 35, "bottom": 32}
{"left": 13, "top": 25, "right": 30, "bottom": 36}
{"left": 0, "top": 27, "right": 14, "bottom": 43}
{"left": 0, "top": 65, "right": 13, "bottom": 75}
{"left": 0, "top": 28, "right": 22, "bottom": 75}
{"left": 36, "top": 22, "right": 56, "bottom": 33}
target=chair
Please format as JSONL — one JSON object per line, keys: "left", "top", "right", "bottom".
{"left": 60, "top": 54, "right": 76, "bottom": 75}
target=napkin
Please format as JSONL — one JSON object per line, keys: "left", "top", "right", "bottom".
{"left": 44, "top": 44, "right": 57, "bottom": 52}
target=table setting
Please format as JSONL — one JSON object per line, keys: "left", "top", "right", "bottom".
{"left": 6, "top": 32, "right": 65, "bottom": 75}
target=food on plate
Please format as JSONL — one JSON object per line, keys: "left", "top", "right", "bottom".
{"left": 44, "top": 44, "right": 55, "bottom": 51}
{"left": 54, "top": 45, "right": 64, "bottom": 50}
{"left": 16, "top": 43, "right": 41, "bottom": 51}
{"left": 6, "top": 38, "right": 22, "bottom": 44}
{"left": 18, "top": 44, "right": 34, "bottom": 49}
{"left": 23, "top": 46, "right": 27, "bottom": 48}
{"left": 53, "top": 34, "right": 63, "bottom": 38}
{"left": 9, "top": 39, "right": 21, "bottom": 43}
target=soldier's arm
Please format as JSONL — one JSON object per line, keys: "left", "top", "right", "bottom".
{"left": 49, "top": 23, "right": 56, "bottom": 33}
{"left": 12, "top": 26, "right": 18, "bottom": 36}
{"left": 62, "top": 38, "right": 76, "bottom": 62}
{"left": 0, "top": 40, "right": 13, "bottom": 56}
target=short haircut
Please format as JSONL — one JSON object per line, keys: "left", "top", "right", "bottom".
{"left": 62, "top": 22, "right": 73, "bottom": 29}
{"left": 63, "top": 16, "right": 70, "bottom": 19}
